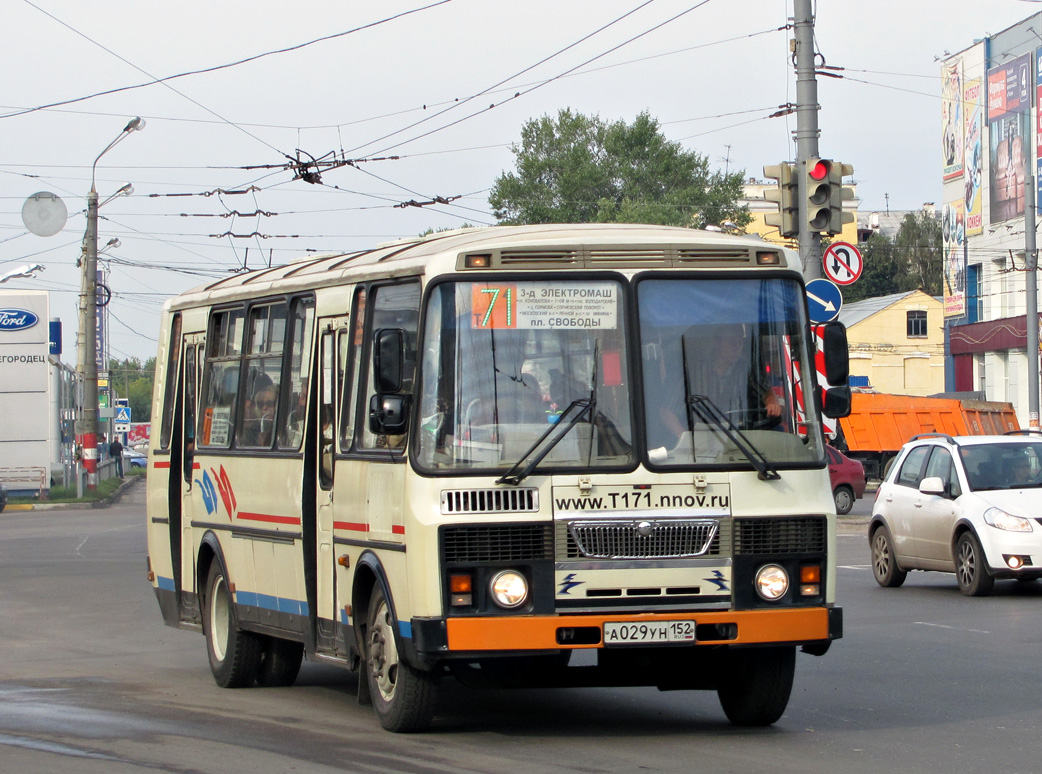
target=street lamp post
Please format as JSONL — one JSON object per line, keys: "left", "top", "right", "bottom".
{"left": 76, "top": 117, "right": 144, "bottom": 489}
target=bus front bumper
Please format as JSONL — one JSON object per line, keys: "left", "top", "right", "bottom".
{"left": 408, "top": 605, "right": 841, "bottom": 661}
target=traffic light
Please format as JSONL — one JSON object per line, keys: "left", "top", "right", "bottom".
{"left": 805, "top": 158, "right": 833, "bottom": 232}
{"left": 763, "top": 162, "right": 797, "bottom": 238}
{"left": 826, "top": 161, "right": 855, "bottom": 235}
{"left": 804, "top": 159, "right": 856, "bottom": 235}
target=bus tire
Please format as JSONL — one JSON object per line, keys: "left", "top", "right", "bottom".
{"left": 203, "top": 560, "right": 262, "bottom": 688}
{"left": 256, "top": 637, "right": 304, "bottom": 687}
{"left": 365, "top": 585, "right": 436, "bottom": 732}
{"left": 716, "top": 646, "right": 795, "bottom": 726}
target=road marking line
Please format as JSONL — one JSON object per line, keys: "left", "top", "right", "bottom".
{"left": 914, "top": 622, "right": 991, "bottom": 634}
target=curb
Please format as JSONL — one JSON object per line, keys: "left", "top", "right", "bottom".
{"left": 3, "top": 476, "right": 142, "bottom": 513}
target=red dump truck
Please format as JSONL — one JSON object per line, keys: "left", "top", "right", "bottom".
{"left": 837, "top": 392, "right": 1020, "bottom": 479}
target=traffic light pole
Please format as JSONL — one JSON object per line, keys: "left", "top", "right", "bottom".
{"left": 794, "top": 0, "right": 822, "bottom": 279}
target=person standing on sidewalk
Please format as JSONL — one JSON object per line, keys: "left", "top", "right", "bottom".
{"left": 109, "top": 437, "right": 124, "bottom": 479}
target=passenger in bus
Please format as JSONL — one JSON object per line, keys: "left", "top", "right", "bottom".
{"left": 654, "top": 323, "right": 781, "bottom": 449}
{"left": 241, "top": 383, "right": 279, "bottom": 446}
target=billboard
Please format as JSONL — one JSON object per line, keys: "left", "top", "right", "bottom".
{"left": 963, "top": 77, "right": 984, "bottom": 235}
{"left": 943, "top": 201, "right": 966, "bottom": 317}
{"left": 988, "top": 52, "right": 1032, "bottom": 224}
{"left": 942, "top": 60, "right": 964, "bottom": 181}
{"left": 1037, "top": 48, "right": 1042, "bottom": 214}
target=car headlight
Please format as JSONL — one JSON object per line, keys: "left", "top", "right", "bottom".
{"left": 489, "top": 570, "right": 528, "bottom": 609}
{"left": 754, "top": 564, "right": 789, "bottom": 601}
{"left": 984, "top": 507, "right": 1033, "bottom": 532}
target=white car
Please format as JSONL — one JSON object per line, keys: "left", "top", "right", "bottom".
{"left": 870, "top": 431, "right": 1042, "bottom": 596}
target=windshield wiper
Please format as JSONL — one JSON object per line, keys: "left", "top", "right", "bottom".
{"left": 496, "top": 397, "right": 594, "bottom": 486}
{"left": 686, "top": 394, "right": 780, "bottom": 481}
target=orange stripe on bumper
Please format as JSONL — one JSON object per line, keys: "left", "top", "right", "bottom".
{"left": 446, "top": 607, "right": 832, "bottom": 651}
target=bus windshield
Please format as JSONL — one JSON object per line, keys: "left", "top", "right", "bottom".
{"left": 638, "top": 276, "right": 825, "bottom": 467}
{"left": 415, "top": 279, "right": 633, "bottom": 473}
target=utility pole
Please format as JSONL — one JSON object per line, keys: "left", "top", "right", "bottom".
{"left": 76, "top": 117, "right": 144, "bottom": 490}
{"left": 793, "top": 0, "right": 822, "bottom": 279}
{"left": 76, "top": 190, "right": 100, "bottom": 488}
{"left": 1026, "top": 153, "right": 1039, "bottom": 429}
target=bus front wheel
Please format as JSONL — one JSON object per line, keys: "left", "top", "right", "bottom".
{"left": 716, "top": 646, "right": 795, "bottom": 726}
{"left": 365, "top": 585, "right": 436, "bottom": 732}
{"left": 203, "top": 560, "right": 262, "bottom": 688}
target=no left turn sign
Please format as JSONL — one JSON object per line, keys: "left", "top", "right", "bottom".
{"left": 822, "top": 241, "right": 863, "bottom": 285}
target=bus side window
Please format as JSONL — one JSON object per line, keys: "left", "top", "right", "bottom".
{"left": 360, "top": 282, "right": 421, "bottom": 451}
{"left": 199, "top": 308, "right": 244, "bottom": 448}
{"left": 237, "top": 302, "right": 288, "bottom": 449}
{"left": 277, "top": 297, "right": 315, "bottom": 449}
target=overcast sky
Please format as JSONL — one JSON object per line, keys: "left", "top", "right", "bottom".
{"left": 1, "top": 0, "right": 1037, "bottom": 364}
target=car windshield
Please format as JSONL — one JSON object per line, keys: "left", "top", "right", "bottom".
{"left": 959, "top": 441, "right": 1042, "bottom": 490}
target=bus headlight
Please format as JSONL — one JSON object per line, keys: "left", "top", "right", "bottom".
{"left": 489, "top": 570, "right": 528, "bottom": 609}
{"left": 754, "top": 564, "right": 789, "bottom": 601}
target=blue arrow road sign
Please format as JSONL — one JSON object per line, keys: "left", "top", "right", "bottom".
{"left": 115, "top": 406, "right": 132, "bottom": 423}
{"left": 806, "top": 278, "right": 842, "bottom": 323}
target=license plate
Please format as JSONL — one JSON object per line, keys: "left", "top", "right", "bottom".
{"left": 603, "top": 620, "right": 696, "bottom": 646}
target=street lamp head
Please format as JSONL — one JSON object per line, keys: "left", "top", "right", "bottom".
{"left": 105, "top": 238, "right": 121, "bottom": 249}
{"left": 124, "top": 117, "right": 145, "bottom": 133}
{"left": 116, "top": 183, "right": 133, "bottom": 197}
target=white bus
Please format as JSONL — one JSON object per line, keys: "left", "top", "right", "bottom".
{"left": 146, "top": 223, "right": 850, "bottom": 732}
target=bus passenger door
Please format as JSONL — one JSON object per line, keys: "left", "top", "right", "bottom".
{"left": 314, "top": 320, "right": 345, "bottom": 652}
{"left": 179, "top": 335, "right": 204, "bottom": 621}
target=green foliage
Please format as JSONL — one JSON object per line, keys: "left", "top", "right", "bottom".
{"left": 419, "top": 223, "right": 477, "bottom": 237}
{"left": 843, "top": 211, "right": 942, "bottom": 303}
{"left": 490, "top": 109, "right": 751, "bottom": 229}
{"left": 107, "top": 357, "right": 156, "bottom": 424}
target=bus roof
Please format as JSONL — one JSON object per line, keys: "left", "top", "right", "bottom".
{"left": 163, "top": 223, "right": 796, "bottom": 311}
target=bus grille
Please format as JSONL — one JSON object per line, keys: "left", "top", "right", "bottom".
{"left": 441, "top": 488, "right": 539, "bottom": 515}
{"left": 442, "top": 524, "right": 554, "bottom": 563}
{"left": 733, "top": 517, "right": 826, "bottom": 555}
{"left": 566, "top": 519, "right": 720, "bottom": 559}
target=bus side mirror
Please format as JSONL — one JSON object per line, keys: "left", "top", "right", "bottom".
{"left": 822, "top": 322, "right": 849, "bottom": 385}
{"left": 373, "top": 328, "right": 405, "bottom": 393}
{"left": 823, "top": 386, "right": 851, "bottom": 418}
{"left": 369, "top": 394, "right": 411, "bottom": 435}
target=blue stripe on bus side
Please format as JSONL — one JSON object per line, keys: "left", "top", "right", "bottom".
{"left": 157, "top": 576, "right": 176, "bottom": 591}
{"left": 235, "top": 591, "right": 309, "bottom": 617}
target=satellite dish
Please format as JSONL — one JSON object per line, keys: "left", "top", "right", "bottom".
{"left": 21, "top": 191, "right": 68, "bottom": 237}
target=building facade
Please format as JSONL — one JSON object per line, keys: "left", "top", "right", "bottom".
{"left": 943, "top": 15, "right": 1042, "bottom": 426}
{"left": 837, "top": 290, "right": 945, "bottom": 396}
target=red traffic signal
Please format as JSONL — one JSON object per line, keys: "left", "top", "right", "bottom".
{"left": 808, "top": 159, "right": 831, "bottom": 181}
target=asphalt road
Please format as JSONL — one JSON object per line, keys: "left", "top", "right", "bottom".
{"left": 1, "top": 483, "right": 1039, "bottom": 773}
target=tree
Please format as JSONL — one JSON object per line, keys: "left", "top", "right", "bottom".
{"left": 489, "top": 109, "right": 751, "bottom": 229}
{"left": 108, "top": 357, "right": 156, "bottom": 425}
{"left": 894, "top": 210, "right": 943, "bottom": 296}
{"left": 843, "top": 211, "right": 943, "bottom": 303}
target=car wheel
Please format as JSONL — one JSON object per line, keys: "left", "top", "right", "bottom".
{"left": 870, "top": 525, "right": 907, "bottom": 588}
{"left": 203, "top": 560, "right": 263, "bottom": 688}
{"left": 833, "top": 486, "right": 854, "bottom": 515}
{"left": 365, "top": 585, "right": 436, "bottom": 732}
{"left": 955, "top": 532, "right": 994, "bottom": 596}
{"left": 716, "top": 646, "right": 795, "bottom": 726}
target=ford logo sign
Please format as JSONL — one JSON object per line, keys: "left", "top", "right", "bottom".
{"left": 0, "top": 308, "right": 40, "bottom": 331}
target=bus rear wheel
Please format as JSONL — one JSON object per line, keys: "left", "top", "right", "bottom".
{"left": 256, "top": 637, "right": 304, "bottom": 687}
{"left": 716, "top": 646, "right": 795, "bottom": 726}
{"left": 203, "top": 560, "right": 262, "bottom": 688}
{"left": 365, "top": 585, "right": 436, "bottom": 732}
